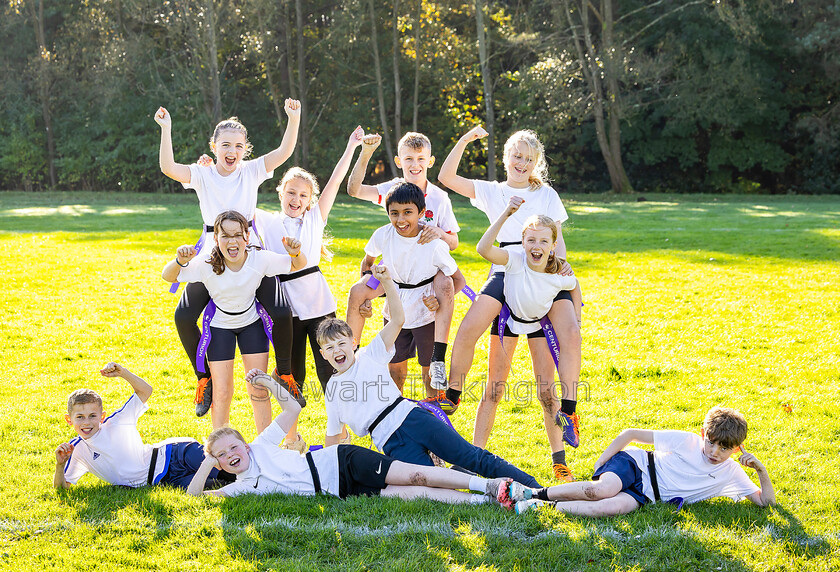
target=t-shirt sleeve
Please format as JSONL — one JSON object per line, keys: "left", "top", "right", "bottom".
{"left": 106, "top": 394, "right": 149, "bottom": 426}
{"left": 181, "top": 164, "right": 202, "bottom": 191}
{"left": 62, "top": 445, "right": 89, "bottom": 484}
{"left": 433, "top": 242, "right": 459, "bottom": 277}
{"left": 367, "top": 333, "right": 397, "bottom": 363}
{"left": 469, "top": 179, "right": 496, "bottom": 213}
{"left": 364, "top": 227, "right": 385, "bottom": 258}
{"left": 436, "top": 195, "right": 460, "bottom": 233}
{"left": 177, "top": 257, "right": 209, "bottom": 283}
{"left": 254, "top": 421, "right": 288, "bottom": 448}
{"left": 719, "top": 464, "right": 761, "bottom": 501}
{"left": 260, "top": 250, "right": 293, "bottom": 277}
{"left": 375, "top": 178, "right": 401, "bottom": 206}
{"left": 248, "top": 156, "right": 274, "bottom": 182}
{"left": 218, "top": 481, "right": 250, "bottom": 497}
{"left": 653, "top": 430, "right": 695, "bottom": 453}
{"left": 546, "top": 189, "right": 569, "bottom": 225}
{"left": 504, "top": 249, "right": 524, "bottom": 274}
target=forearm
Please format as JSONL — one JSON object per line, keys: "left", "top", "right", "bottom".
{"left": 264, "top": 115, "right": 301, "bottom": 172}
{"left": 382, "top": 279, "right": 405, "bottom": 326}
{"left": 438, "top": 139, "right": 468, "bottom": 188}
{"left": 162, "top": 257, "right": 187, "bottom": 283}
{"left": 597, "top": 429, "right": 650, "bottom": 465}
{"left": 159, "top": 127, "right": 176, "bottom": 175}
{"left": 440, "top": 231, "right": 459, "bottom": 250}
{"left": 324, "top": 433, "right": 341, "bottom": 447}
{"left": 53, "top": 463, "right": 70, "bottom": 490}
{"left": 187, "top": 457, "right": 217, "bottom": 496}
{"left": 755, "top": 465, "right": 776, "bottom": 506}
{"left": 121, "top": 369, "right": 153, "bottom": 403}
{"left": 360, "top": 255, "right": 375, "bottom": 275}
{"left": 477, "top": 213, "right": 508, "bottom": 258}
{"left": 290, "top": 251, "right": 307, "bottom": 271}
{"left": 554, "top": 226, "right": 568, "bottom": 261}
{"left": 348, "top": 148, "right": 375, "bottom": 197}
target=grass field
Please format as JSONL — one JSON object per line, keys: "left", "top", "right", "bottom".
{"left": 1, "top": 190, "right": 838, "bottom": 571}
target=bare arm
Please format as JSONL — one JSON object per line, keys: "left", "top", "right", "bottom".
{"left": 187, "top": 456, "right": 227, "bottom": 497}
{"left": 282, "top": 237, "right": 307, "bottom": 272}
{"left": 437, "top": 126, "right": 488, "bottom": 199}
{"left": 741, "top": 449, "right": 776, "bottom": 507}
{"left": 162, "top": 244, "right": 197, "bottom": 283}
{"left": 324, "top": 433, "right": 342, "bottom": 447}
{"left": 416, "top": 224, "right": 459, "bottom": 250}
{"left": 155, "top": 107, "right": 192, "bottom": 184}
{"left": 477, "top": 197, "right": 523, "bottom": 265}
{"left": 101, "top": 362, "right": 153, "bottom": 404}
{"left": 593, "top": 429, "right": 655, "bottom": 471}
{"left": 375, "top": 265, "right": 404, "bottom": 349}
{"left": 262, "top": 99, "right": 301, "bottom": 173}
{"left": 319, "top": 126, "right": 365, "bottom": 219}
{"left": 347, "top": 134, "right": 384, "bottom": 202}
{"left": 360, "top": 254, "right": 376, "bottom": 276}
{"left": 53, "top": 443, "right": 74, "bottom": 489}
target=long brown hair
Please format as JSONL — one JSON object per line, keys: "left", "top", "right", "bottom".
{"left": 208, "top": 210, "right": 255, "bottom": 275}
{"left": 522, "top": 214, "right": 562, "bottom": 274}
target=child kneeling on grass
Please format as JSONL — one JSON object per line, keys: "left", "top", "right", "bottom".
{"left": 507, "top": 406, "right": 776, "bottom": 516}
{"left": 54, "top": 363, "right": 233, "bottom": 490}
{"left": 188, "top": 369, "right": 520, "bottom": 506}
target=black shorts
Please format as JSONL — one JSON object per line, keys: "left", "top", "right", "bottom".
{"left": 388, "top": 321, "right": 435, "bottom": 366}
{"left": 592, "top": 451, "right": 649, "bottom": 506}
{"left": 337, "top": 444, "right": 394, "bottom": 498}
{"left": 207, "top": 319, "right": 269, "bottom": 362}
{"left": 480, "top": 272, "right": 573, "bottom": 339}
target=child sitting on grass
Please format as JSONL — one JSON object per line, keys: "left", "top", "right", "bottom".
{"left": 54, "top": 362, "right": 233, "bottom": 490}
{"left": 187, "top": 369, "right": 520, "bottom": 506}
{"left": 509, "top": 406, "right": 776, "bottom": 516}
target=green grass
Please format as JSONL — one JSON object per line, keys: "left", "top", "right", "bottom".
{"left": 1, "top": 190, "right": 838, "bottom": 571}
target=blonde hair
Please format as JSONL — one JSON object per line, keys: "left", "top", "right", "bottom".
{"left": 504, "top": 130, "right": 549, "bottom": 191}
{"left": 397, "top": 132, "right": 432, "bottom": 154}
{"left": 210, "top": 117, "right": 253, "bottom": 158}
{"left": 276, "top": 167, "right": 333, "bottom": 262}
{"left": 703, "top": 406, "right": 748, "bottom": 449}
{"left": 204, "top": 426, "right": 247, "bottom": 457}
{"left": 315, "top": 317, "right": 354, "bottom": 346}
{"left": 522, "top": 215, "right": 562, "bottom": 273}
{"left": 67, "top": 389, "right": 102, "bottom": 413}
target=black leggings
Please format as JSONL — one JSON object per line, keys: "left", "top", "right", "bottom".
{"left": 174, "top": 277, "right": 293, "bottom": 380}
{"left": 291, "top": 313, "right": 336, "bottom": 393}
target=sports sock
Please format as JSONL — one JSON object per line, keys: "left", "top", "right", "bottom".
{"left": 431, "top": 342, "right": 447, "bottom": 363}
{"left": 468, "top": 476, "right": 489, "bottom": 494}
{"left": 446, "top": 388, "right": 461, "bottom": 403}
{"left": 533, "top": 488, "right": 551, "bottom": 501}
{"left": 561, "top": 399, "right": 577, "bottom": 416}
{"left": 551, "top": 450, "right": 567, "bottom": 466}
{"left": 469, "top": 494, "right": 490, "bottom": 504}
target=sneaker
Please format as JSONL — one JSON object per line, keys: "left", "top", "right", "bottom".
{"left": 555, "top": 411, "right": 580, "bottom": 448}
{"left": 194, "top": 376, "right": 212, "bottom": 417}
{"left": 429, "top": 361, "right": 448, "bottom": 390}
{"left": 272, "top": 369, "right": 306, "bottom": 408}
{"left": 508, "top": 481, "right": 534, "bottom": 502}
{"left": 421, "top": 393, "right": 459, "bottom": 415}
{"left": 553, "top": 462, "right": 575, "bottom": 483}
{"left": 486, "top": 478, "right": 514, "bottom": 510}
{"left": 515, "top": 499, "right": 548, "bottom": 515}
{"left": 282, "top": 432, "right": 308, "bottom": 454}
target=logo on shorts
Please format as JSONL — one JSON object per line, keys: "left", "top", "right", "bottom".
{"left": 375, "top": 461, "right": 382, "bottom": 474}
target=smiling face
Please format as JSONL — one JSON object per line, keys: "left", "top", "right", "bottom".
{"left": 211, "top": 129, "right": 248, "bottom": 176}
{"left": 65, "top": 403, "right": 105, "bottom": 440}
{"left": 504, "top": 141, "right": 537, "bottom": 188}
{"left": 319, "top": 333, "right": 357, "bottom": 374}
{"left": 214, "top": 218, "right": 249, "bottom": 265}
{"left": 387, "top": 202, "right": 421, "bottom": 237}
{"left": 280, "top": 177, "right": 313, "bottom": 218}
{"left": 522, "top": 225, "right": 556, "bottom": 271}
{"left": 209, "top": 434, "right": 251, "bottom": 474}
{"left": 395, "top": 144, "right": 434, "bottom": 187}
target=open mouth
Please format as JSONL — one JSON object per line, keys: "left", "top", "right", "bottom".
{"left": 224, "top": 156, "right": 236, "bottom": 168}
{"left": 334, "top": 354, "right": 346, "bottom": 365}
{"left": 408, "top": 168, "right": 422, "bottom": 175}
{"left": 396, "top": 223, "right": 411, "bottom": 234}
{"left": 529, "top": 250, "right": 544, "bottom": 263}
{"left": 227, "top": 246, "right": 240, "bottom": 258}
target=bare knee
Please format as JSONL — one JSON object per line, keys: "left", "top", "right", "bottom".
{"left": 434, "top": 273, "right": 454, "bottom": 299}
{"left": 347, "top": 281, "right": 368, "bottom": 305}
{"left": 483, "top": 381, "right": 506, "bottom": 403}
{"left": 558, "top": 320, "right": 581, "bottom": 348}
{"left": 582, "top": 483, "right": 612, "bottom": 501}
{"left": 537, "top": 385, "right": 558, "bottom": 410}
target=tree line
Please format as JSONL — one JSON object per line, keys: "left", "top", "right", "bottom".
{"left": 2, "top": 0, "right": 838, "bottom": 194}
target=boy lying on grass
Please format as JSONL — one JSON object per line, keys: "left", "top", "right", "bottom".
{"left": 187, "top": 369, "right": 521, "bottom": 507}
{"left": 54, "top": 363, "right": 233, "bottom": 490}
{"left": 508, "top": 406, "right": 776, "bottom": 516}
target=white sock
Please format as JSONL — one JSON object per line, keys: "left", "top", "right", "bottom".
{"left": 469, "top": 494, "right": 490, "bottom": 504}
{"left": 468, "top": 476, "right": 489, "bottom": 494}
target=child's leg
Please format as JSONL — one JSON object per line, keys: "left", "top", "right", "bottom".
{"left": 255, "top": 276, "right": 294, "bottom": 378}
{"left": 570, "top": 282, "right": 582, "bottom": 326}
{"left": 528, "top": 338, "right": 565, "bottom": 454}
{"left": 546, "top": 298, "right": 581, "bottom": 408}
{"left": 242, "top": 351, "right": 272, "bottom": 433}
{"left": 388, "top": 361, "right": 409, "bottom": 393}
{"left": 380, "top": 485, "right": 477, "bottom": 504}
{"left": 174, "top": 282, "right": 211, "bottom": 380}
{"left": 472, "top": 332, "right": 518, "bottom": 448}
{"left": 208, "top": 359, "right": 234, "bottom": 429}
{"left": 539, "top": 472, "right": 623, "bottom": 501}
{"left": 447, "top": 295, "right": 502, "bottom": 393}
{"left": 552, "top": 493, "right": 640, "bottom": 517}
{"left": 346, "top": 277, "right": 385, "bottom": 343}
{"left": 431, "top": 270, "right": 455, "bottom": 344}
{"left": 413, "top": 322, "right": 436, "bottom": 397}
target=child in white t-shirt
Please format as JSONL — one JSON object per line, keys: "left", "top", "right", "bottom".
{"left": 360, "top": 183, "right": 459, "bottom": 396}
{"left": 472, "top": 196, "right": 582, "bottom": 481}
{"left": 511, "top": 407, "right": 776, "bottom": 516}
{"left": 188, "top": 368, "right": 521, "bottom": 507}
{"left": 53, "top": 362, "right": 233, "bottom": 490}
{"left": 346, "top": 131, "right": 466, "bottom": 390}
{"left": 436, "top": 127, "right": 583, "bottom": 483}
{"left": 162, "top": 210, "right": 306, "bottom": 432}
{"left": 252, "top": 127, "right": 365, "bottom": 450}
{"left": 154, "top": 104, "right": 301, "bottom": 418}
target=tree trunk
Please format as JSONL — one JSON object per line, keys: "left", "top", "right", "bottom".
{"left": 412, "top": 0, "right": 421, "bottom": 132}
{"left": 475, "top": 0, "right": 495, "bottom": 180}
{"left": 368, "top": 0, "right": 398, "bottom": 176}
{"left": 295, "top": 0, "right": 309, "bottom": 166}
{"left": 601, "top": 0, "right": 633, "bottom": 193}
{"left": 392, "top": 0, "right": 402, "bottom": 143}
{"left": 204, "top": 0, "right": 222, "bottom": 124}
{"left": 28, "top": 0, "right": 56, "bottom": 188}
{"left": 282, "top": 0, "right": 299, "bottom": 164}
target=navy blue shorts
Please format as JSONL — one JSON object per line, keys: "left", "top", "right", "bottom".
{"left": 158, "top": 441, "right": 233, "bottom": 490}
{"left": 592, "top": 451, "right": 649, "bottom": 506}
{"left": 208, "top": 319, "right": 269, "bottom": 361}
{"left": 337, "top": 444, "right": 394, "bottom": 498}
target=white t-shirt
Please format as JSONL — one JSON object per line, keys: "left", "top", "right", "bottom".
{"left": 324, "top": 334, "right": 416, "bottom": 450}
{"left": 255, "top": 207, "right": 337, "bottom": 320}
{"left": 471, "top": 180, "right": 568, "bottom": 273}
{"left": 364, "top": 224, "right": 459, "bottom": 329}
{"left": 182, "top": 157, "right": 273, "bottom": 256}
{"left": 374, "top": 179, "right": 460, "bottom": 234}
{"left": 63, "top": 394, "right": 183, "bottom": 487}
{"left": 503, "top": 250, "right": 577, "bottom": 335}
{"left": 623, "top": 431, "right": 760, "bottom": 504}
{"left": 177, "top": 250, "right": 293, "bottom": 329}
{"left": 218, "top": 422, "right": 341, "bottom": 498}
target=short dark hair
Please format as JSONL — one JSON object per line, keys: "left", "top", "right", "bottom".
{"left": 703, "top": 406, "right": 748, "bottom": 449}
{"left": 384, "top": 182, "right": 425, "bottom": 212}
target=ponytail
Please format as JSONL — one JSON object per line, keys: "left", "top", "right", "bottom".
{"left": 544, "top": 251, "right": 563, "bottom": 274}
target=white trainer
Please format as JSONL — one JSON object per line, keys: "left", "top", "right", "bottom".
{"left": 430, "top": 361, "right": 448, "bottom": 390}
